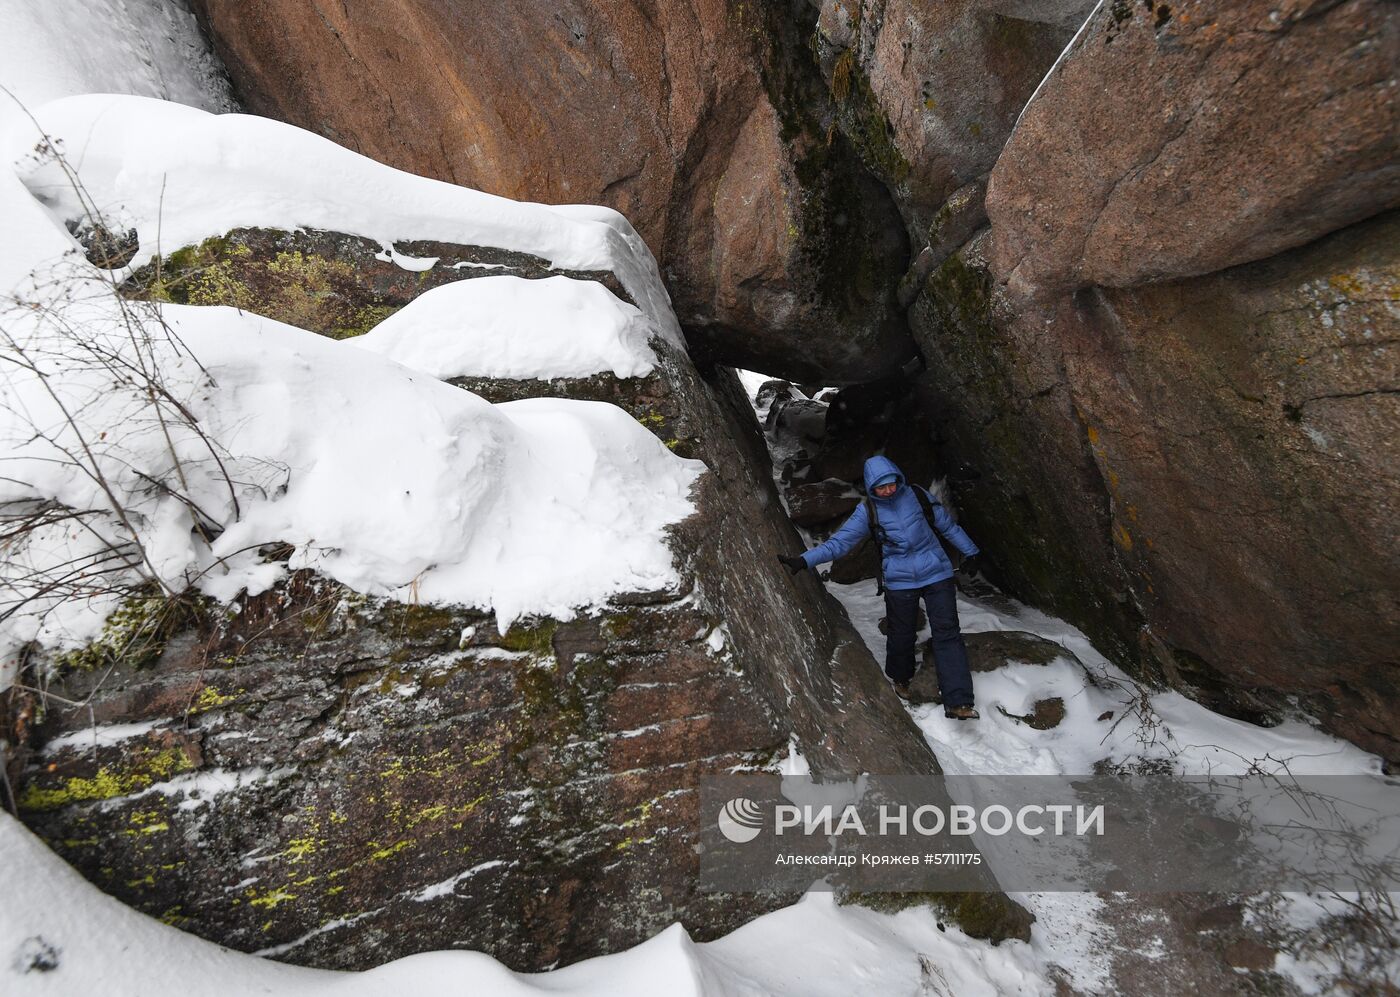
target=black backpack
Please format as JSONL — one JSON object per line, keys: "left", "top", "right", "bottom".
{"left": 864, "top": 485, "right": 953, "bottom": 595}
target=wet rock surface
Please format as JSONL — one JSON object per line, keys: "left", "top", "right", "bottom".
{"left": 785, "top": 478, "right": 862, "bottom": 528}
{"left": 14, "top": 581, "right": 785, "bottom": 971}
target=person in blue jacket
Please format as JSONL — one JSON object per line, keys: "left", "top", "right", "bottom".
{"left": 777, "top": 455, "right": 980, "bottom": 718}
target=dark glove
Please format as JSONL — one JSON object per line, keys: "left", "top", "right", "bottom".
{"left": 959, "top": 554, "right": 980, "bottom": 575}
{"left": 777, "top": 553, "right": 807, "bottom": 575}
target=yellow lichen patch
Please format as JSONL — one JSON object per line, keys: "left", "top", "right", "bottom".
{"left": 190, "top": 685, "right": 239, "bottom": 713}
{"left": 19, "top": 747, "right": 194, "bottom": 812}
{"left": 376, "top": 744, "right": 470, "bottom": 782}
{"left": 1112, "top": 522, "right": 1134, "bottom": 551}
{"left": 1327, "top": 272, "right": 1368, "bottom": 298}
{"left": 831, "top": 49, "right": 856, "bottom": 102}
{"left": 53, "top": 591, "right": 191, "bottom": 673}
{"left": 248, "top": 887, "right": 298, "bottom": 909}
{"left": 408, "top": 804, "right": 448, "bottom": 828}
{"left": 456, "top": 794, "right": 489, "bottom": 818}
{"left": 368, "top": 840, "right": 412, "bottom": 861}
{"left": 283, "top": 837, "right": 320, "bottom": 862}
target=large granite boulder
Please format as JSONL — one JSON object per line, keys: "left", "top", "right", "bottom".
{"left": 185, "top": 0, "right": 914, "bottom": 382}
{"left": 911, "top": 211, "right": 1400, "bottom": 761}
{"left": 6, "top": 228, "right": 1029, "bottom": 972}
{"left": 811, "top": 0, "right": 1093, "bottom": 245}
{"left": 987, "top": 0, "right": 1400, "bottom": 297}
{"left": 790, "top": 0, "right": 1399, "bottom": 763}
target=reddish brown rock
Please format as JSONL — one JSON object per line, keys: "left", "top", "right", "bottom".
{"left": 187, "top": 0, "right": 913, "bottom": 381}
{"left": 813, "top": 0, "right": 1089, "bottom": 242}
{"left": 987, "top": 0, "right": 1400, "bottom": 296}
{"left": 912, "top": 211, "right": 1400, "bottom": 761}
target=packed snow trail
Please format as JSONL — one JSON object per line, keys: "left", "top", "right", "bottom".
{"left": 824, "top": 575, "right": 1394, "bottom": 994}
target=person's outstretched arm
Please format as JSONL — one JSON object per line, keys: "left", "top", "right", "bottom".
{"left": 778, "top": 505, "right": 872, "bottom": 575}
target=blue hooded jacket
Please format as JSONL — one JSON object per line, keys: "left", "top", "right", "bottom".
{"left": 800, "top": 456, "right": 979, "bottom": 589}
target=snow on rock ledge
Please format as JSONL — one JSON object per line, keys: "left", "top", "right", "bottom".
{"left": 174, "top": 305, "right": 698, "bottom": 622}
{"left": 11, "top": 94, "right": 683, "bottom": 349}
{"left": 0, "top": 283, "right": 698, "bottom": 673}
{"left": 0, "top": 93, "right": 698, "bottom": 680}
{"left": 350, "top": 275, "right": 657, "bottom": 380}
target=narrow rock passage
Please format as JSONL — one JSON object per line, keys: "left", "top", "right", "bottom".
{"left": 737, "top": 373, "right": 1399, "bottom": 995}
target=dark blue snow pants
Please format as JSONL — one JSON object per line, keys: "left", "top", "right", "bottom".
{"left": 884, "top": 578, "right": 974, "bottom": 706}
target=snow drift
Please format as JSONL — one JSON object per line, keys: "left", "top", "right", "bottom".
{"left": 351, "top": 274, "right": 658, "bottom": 380}
{"left": 0, "top": 93, "right": 702, "bottom": 690}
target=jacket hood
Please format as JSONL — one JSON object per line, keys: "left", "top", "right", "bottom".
{"left": 863, "top": 455, "right": 906, "bottom": 494}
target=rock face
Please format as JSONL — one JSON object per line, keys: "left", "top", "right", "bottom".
{"left": 186, "top": 0, "right": 914, "bottom": 382}
{"left": 987, "top": 0, "right": 1400, "bottom": 296}
{"left": 8, "top": 229, "right": 1028, "bottom": 972}
{"left": 912, "top": 212, "right": 1400, "bottom": 759}
{"left": 811, "top": 0, "right": 1092, "bottom": 243}
{"left": 797, "top": 0, "right": 1400, "bottom": 761}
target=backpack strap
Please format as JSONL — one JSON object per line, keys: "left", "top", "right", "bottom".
{"left": 914, "top": 485, "right": 955, "bottom": 561}
{"left": 913, "top": 485, "right": 936, "bottom": 527}
{"left": 865, "top": 496, "right": 888, "bottom": 596}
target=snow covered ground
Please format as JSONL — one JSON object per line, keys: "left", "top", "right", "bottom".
{"left": 830, "top": 580, "right": 1384, "bottom": 781}
{"left": 826, "top": 577, "right": 1397, "bottom": 993}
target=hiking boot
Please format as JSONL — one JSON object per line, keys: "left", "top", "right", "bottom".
{"left": 893, "top": 682, "right": 913, "bottom": 702}
{"left": 944, "top": 705, "right": 979, "bottom": 720}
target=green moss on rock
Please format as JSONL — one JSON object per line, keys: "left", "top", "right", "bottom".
{"left": 842, "top": 890, "right": 1034, "bottom": 943}
{"left": 128, "top": 233, "right": 403, "bottom": 339}
{"left": 55, "top": 590, "right": 209, "bottom": 674}
{"left": 829, "top": 54, "right": 911, "bottom": 188}
{"left": 499, "top": 618, "right": 558, "bottom": 657}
